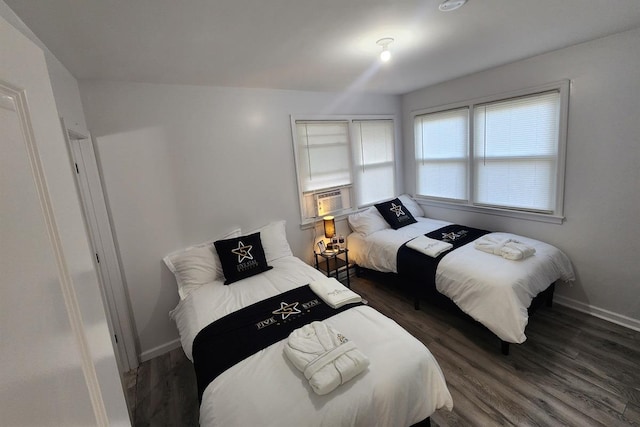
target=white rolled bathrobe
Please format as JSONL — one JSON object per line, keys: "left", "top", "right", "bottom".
{"left": 284, "top": 321, "right": 370, "bottom": 395}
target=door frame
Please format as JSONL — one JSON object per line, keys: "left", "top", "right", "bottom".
{"left": 63, "top": 118, "right": 138, "bottom": 372}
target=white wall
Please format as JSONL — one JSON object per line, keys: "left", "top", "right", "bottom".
{"left": 79, "top": 81, "right": 400, "bottom": 359}
{"left": 402, "top": 28, "right": 640, "bottom": 329}
{"left": 0, "top": 8, "right": 130, "bottom": 425}
{"left": 0, "top": 1, "right": 88, "bottom": 135}
{"left": 45, "top": 54, "right": 89, "bottom": 134}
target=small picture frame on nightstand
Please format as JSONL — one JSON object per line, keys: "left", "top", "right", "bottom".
{"left": 316, "top": 240, "right": 326, "bottom": 254}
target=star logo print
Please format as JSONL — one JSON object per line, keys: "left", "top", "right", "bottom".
{"left": 442, "top": 230, "right": 468, "bottom": 242}
{"left": 231, "top": 241, "right": 253, "bottom": 263}
{"left": 389, "top": 203, "right": 405, "bottom": 217}
{"left": 272, "top": 301, "right": 301, "bottom": 319}
{"left": 442, "top": 232, "right": 457, "bottom": 241}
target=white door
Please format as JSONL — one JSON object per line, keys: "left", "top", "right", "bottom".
{"left": 0, "top": 14, "right": 130, "bottom": 426}
{"left": 66, "top": 124, "right": 139, "bottom": 372}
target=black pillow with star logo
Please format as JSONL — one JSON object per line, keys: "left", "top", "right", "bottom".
{"left": 374, "top": 198, "right": 417, "bottom": 230}
{"left": 214, "top": 232, "right": 273, "bottom": 285}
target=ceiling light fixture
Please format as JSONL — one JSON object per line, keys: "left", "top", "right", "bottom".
{"left": 439, "top": 0, "right": 467, "bottom": 12}
{"left": 376, "top": 38, "right": 394, "bottom": 62}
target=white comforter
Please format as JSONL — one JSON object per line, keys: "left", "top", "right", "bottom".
{"left": 170, "top": 256, "right": 453, "bottom": 427}
{"left": 347, "top": 218, "right": 575, "bottom": 344}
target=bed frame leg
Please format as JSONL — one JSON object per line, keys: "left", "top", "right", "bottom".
{"left": 546, "top": 282, "right": 555, "bottom": 308}
{"left": 410, "top": 416, "right": 430, "bottom": 427}
{"left": 501, "top": 340, "right": 510, "bottom": 355}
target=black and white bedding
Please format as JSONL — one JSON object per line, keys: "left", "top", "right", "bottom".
{"left": 191, "top": 283, "right": 363, "bottom": 401}
{"left": 167, "top": 225, "right": 453, "bottom": 426}
{"left": 397, "top": 224, "right": 491, "bottom": 289}
{"left": 347, "top": 206, "right": 575, "bottom": 345}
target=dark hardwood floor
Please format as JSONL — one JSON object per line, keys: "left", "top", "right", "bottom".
{"left": 125, "top": 273, "right": 640, "bottom": 426}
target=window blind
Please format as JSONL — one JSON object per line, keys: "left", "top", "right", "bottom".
{"left": 415, "top": 107, "right": 469, "bottom": 201}
{"left": 473, "top": 91, "right": 560, "bottom": 212}
{"left": 296, "top": 121, "right": 351, "bottom": 192}
{"left": 352, "top": 120, "right": 395, "bottom": 206}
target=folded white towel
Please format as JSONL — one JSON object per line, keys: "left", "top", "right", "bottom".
{"left": 500, "top": 241, "right": 536, "bottom": 260}
{"left": 474, "top": 235, "right": 514, "bottom": 255}
{"left": 284, "top": 321, "right": 369, "bottom": 395}
{"left": 309, "top": 278, "right": 362, "bottom": 309}
{"left": 407, "top": 235, "right": 453, "bottom": 258}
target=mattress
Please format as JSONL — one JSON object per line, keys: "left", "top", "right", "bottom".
{"left": 347, "top": 217, "right": 575, "bottom": 343}
{"left": 170, "top": 256, "right": 453, "bottom": 426}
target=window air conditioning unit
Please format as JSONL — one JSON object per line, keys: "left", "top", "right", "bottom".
{"left": 315, "top": 187, "right": 351, "bottom": 217}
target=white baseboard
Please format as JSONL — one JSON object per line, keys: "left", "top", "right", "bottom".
{"left": 554, "top": 295, "right": 640, "bottom": 333}
{"left": 139, "top": 338, "right": 182, "bottom": 363}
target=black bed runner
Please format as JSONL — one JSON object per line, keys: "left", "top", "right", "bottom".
{"left": 192, "top": 284, "right": 363, "bottom": 402}
{"left": 397, "top": 224, "right": 490, "bottom": 297}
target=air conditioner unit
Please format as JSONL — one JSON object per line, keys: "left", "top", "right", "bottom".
{"left": 302, "top": 187, "right": 352, "bottom": 219}
{"left": 316, "top": 189, "right": 343, "bottom": 217}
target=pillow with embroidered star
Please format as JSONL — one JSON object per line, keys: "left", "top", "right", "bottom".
{"left": 348, "top": 207, "right": 390, "bottom": 236}
{"left": 398, "top": 194, "right": 425, "bottom": 218}
{"left": 214, "top": 232, "right": 273, "bottom": 285}
{"left": 374, "top": 198, "right": 417, "bottom": 230}
{"left": 247, "top": 220, "right": 293, "bottom": 263}
{"left": 163, "top": 228, "right": 241, "bottom": 299}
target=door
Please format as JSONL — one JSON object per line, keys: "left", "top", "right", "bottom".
{"left": 65, "top": 123, "right": 138, "bottom": 373}
{"left": 0, "top": 14, "right": 130, "bottom": 425}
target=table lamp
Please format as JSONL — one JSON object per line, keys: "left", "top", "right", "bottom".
{"left": 323, "top": 216, "right": 336, "bottom": 249}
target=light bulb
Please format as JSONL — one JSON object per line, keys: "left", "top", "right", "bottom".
{"left": 376, "top": 37, "right": 394, "bottom": 63}
{"left": 439, "top": 0, "right": 467, "bottom": 12}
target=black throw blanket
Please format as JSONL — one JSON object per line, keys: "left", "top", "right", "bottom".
{"left": 397, "top": 224, "right": 490, "bottom": 299}
{"left": 192, "top": 285, "right": 363, "bottom": 402}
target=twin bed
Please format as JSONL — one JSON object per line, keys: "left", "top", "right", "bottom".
{"left": 347, "top": 195, "right": 575, "bottom": 353}
{"left": 165, "top": 220, "right": 453, "bottom": 426}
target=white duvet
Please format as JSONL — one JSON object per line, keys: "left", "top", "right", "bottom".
{"left": 170, "top": 256, "right": 453, "bottom": 427}
{"left": 347, "top": 218, "right": 575, "bottom": 344}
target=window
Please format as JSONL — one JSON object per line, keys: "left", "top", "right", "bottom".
{"left": 292, "top": 116, "right": 396, "bottom": 223}
{"left": 295, "top": 121, "right": 351, "bottom": 192}
{"left": 413, "top": 81, "right": 568, "bottom": 220}
{"left": 414, "top": 107, "right": 469, "bottom": 201}
{"left": 474, "top": 91, "right": 560, "bottom": 212}
{"left": 352, "top": 120, "right": 396, "bottom": 206}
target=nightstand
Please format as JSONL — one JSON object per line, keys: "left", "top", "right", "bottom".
{"left": 314, "top": 248, "right": 350, "bottom": 288}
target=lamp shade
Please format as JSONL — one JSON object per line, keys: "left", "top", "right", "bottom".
{"left": 323, "top": 216, "right": 335, "bottom": 238}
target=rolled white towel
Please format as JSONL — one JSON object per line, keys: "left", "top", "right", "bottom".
{"left": 309, "top": 278, "right": 362, "bottom": 309}
{"left": 500, "top": 241, "right": 536, "bottom": 260}
{"left": 284, "top": 321, "right": 369, "bottom": 395}
{"left": 474, "top": 235, "right": 514, "bottom": 255}
{"left": 407, "top": 235, "right": 453, "bottom": 258}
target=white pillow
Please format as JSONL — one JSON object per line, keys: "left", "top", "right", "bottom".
{"left": 163, "top": 228, "right": 241, "bottom": 299}
{"left": 248, "top": 220, "right": 293, "bottom": 263}
{"left": 348, "top": 207, "right": 390, "bottom": 236}
{"left": 398, "top": 194, "right": 425, "bottom": 218}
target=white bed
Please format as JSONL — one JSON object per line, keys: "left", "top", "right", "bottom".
{"left": 347, "top": 211, "right": 575, "bottom": 345}
{"left": 167, "top": 222, "right": 452, "bottom": 427}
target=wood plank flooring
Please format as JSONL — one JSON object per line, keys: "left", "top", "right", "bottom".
{"left": 125, "top": 273, "right": 640, "bottom": 426}
{"left": 124, "top": 346, "right": 199, "bottom": 426}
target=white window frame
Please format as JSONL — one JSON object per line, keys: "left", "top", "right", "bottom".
{"left": 291, "top": 114, "right": 398, "bottom": 225}
{"left": 411, "top": 81, "right": 570, "bottom": 224}
{"left": 352, "top": 119, "right": 397, "bottom": 207}
{"left": 414, "top": 106, "right": 470, "bottom": 203}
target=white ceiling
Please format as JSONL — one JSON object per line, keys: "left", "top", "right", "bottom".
{"left": 5, "top": 0, "right": 640, "bottom": 95}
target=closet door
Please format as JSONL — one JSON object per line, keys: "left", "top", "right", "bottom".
{"left": 66, "top": 127, "right": 138, "bottom": 373}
